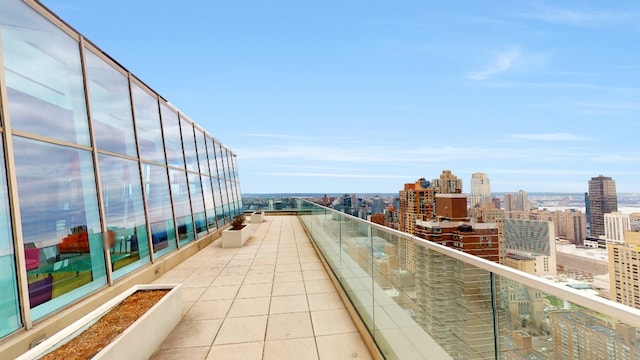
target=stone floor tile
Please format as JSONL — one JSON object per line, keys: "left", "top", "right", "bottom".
{"left": 266, "top": 312, "right": 313, "bottom": 340}
{"left": 207, "top": 342, "right": 264, "bottom": 360}
{"left": 214, "top": 315, "right": 268, "bottom": 345}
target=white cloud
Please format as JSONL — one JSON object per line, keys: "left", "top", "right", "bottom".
{"left": 261, "top": 172, "right": 409, "bottom": 179}
{"left": 468, "top": 49, "right": 521, "bottom": 80}
{"left": 508, "top": 133, "right": 591, "bottom": 141}
{"left": 520, "top": 5, "right": 633, "bottom": 26}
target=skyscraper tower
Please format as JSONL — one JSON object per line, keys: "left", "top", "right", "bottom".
{"left": 588, "top": 175, "right": 618, "bottom": 237}
{"left": 431, "top": 170, "right": 463, "bottom": 194}
{"left": 504, "top": 193, "right": 516, "bottom": 212}
{"left": 517, "top": 190, "right": 529, "bottom": 211}
{"left": 470, "top": 173, "right": 491, "bottom": 208}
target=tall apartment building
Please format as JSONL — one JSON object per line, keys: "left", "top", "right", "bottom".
{"left": 413, "top": 193, "right": 503, "bottom": 360}
{"left": 398, "top": 178, "right": 436, "bottom": 235}
{"left": 588, "top": 175, "right": 618, "bottom": 237}
{"left": 550, "top": 311, "right": 640, "bottom": 360}
{"left": 504, "top": 193, "right": 516, "bottom": 212}
{"left": 370, "top": 195, "right": 384, "bottom": 215}
{"left": 605, "top": 212, "right": 630, "bottom": 243}
{"left": 431, "top": 169, "right": 463, "bottom": 194}
{"left": 470, "top": 172, "right": 491, "bottom": 208}
{"left": 517, "top": 190, "right": 529, "bottom": 211}
{"left": 609, "top": 231, "right": 640, "bottom": 309}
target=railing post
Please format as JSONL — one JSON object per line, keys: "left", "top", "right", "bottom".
{"left": 490, "top": 272, "right": 499, "bottom": 360}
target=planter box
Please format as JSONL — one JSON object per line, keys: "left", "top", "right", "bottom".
{"left": 17, "top": 284, "right": 181, "bottom": 360}
{"left": 251, "top": 212, "right": 265, "bottom": 224}
{"left": 221, "top": 225, "right": 250, "bottom": 248}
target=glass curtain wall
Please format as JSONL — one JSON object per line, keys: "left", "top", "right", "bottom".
{"left": 0, "top": 0, "right": 241, "bottom": 335}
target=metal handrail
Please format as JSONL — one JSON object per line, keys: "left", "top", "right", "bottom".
{"left": 298, "top": 199, "right": 640, "bottom": 327}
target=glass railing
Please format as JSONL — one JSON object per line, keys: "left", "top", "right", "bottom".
{"left": 242, "top": 196, "right": 311, "bottom": 213}
{"left": 298, "top": 200, "right": 640, "bottom": 360}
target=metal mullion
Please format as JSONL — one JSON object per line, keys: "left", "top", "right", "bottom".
{"left": 83, "top": 42, "right": 129, "bottom": 78}
{"left": 206, "top": 138, "right": 221, "bottom": 229}
{"left": 214, "top": 142, "right": 228, "bottom": 222}
{"left": 0, "top": 23, "right": 33, "bottom": 329}
{"left": 157, "top": 102, "right": 180, "bottom": 252}
{"left": 23, "top": 0, "right": 81, "bottom": 41}
{"left": 96, "top": 148, "right": 139, "bottom": 163}
{"left": 233, "top": 155, "right": 243, "bottom": 211}
{"left": 11, "top": 130, "right": 93, "bottom": 152}
{"left": 194, "top": 131, "right": 209, "bottom": 234}
{"left": 79, "top": 37, "right": 113, "bottom": 286}
{"left": 202, "top": 136, "right": 218, "bottom": 230}
{"left": 219, "top": 143, "right": 231, "bottom": 221}
{"left": 177, "top": 113, "right": 196, "bottom": 242}
{"left": 128, "top": 73, "right": 155, "bottom": 264}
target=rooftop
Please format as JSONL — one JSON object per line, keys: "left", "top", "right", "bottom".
{"left": 150, "top": 215, "right": 373, "bottom": 360}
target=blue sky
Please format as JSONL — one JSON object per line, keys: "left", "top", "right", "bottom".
{"left": 46, "top": 1, "right": 640, "bottom": 193}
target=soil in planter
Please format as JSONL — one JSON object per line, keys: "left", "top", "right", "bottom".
{"left": 41, "top": 289, "right": 168, "bottom": 360}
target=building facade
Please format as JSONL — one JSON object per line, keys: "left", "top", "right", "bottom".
{"left": 605, "top": 212, "right": 630, "bottom": 243}
{"left": 609, "top": 232, "right": 640, "bottom": 309}
{"left": 588, "top": 175, "right": 618, "bottom": 237}
{"left": 0, "top": 0, "right": 241, "bottom": 343}
{"left": 504, "top": 219, "right": 557, "bottom": 276}
{"left": 470, "top": 172, "right": 491, "bottom": 208}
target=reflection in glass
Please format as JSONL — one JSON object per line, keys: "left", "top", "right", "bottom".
{"left": 0, "top": 1, "right": 90, "bottom": 145}
{"left": 188, "top": 173, "right": 207, "bottom": 238}
{"left": 169, "top": 170, "right": 194, "bottom": 244}
{"left": 132, "top": 83, "right": 165, "bottom": 164}
{"left": 160, "top": 104, "right": 184, "bottom": 169}
{"left": 97, "top": 155, "right": 150, "bottom": 279}
{"left": 212, "top": 177, "right": 225, "bottom": 225}
{"left": 201, "top": 175, "right": 217, "bottom": 230}
{"left": 85, "top": 50, "right": 137, "bottom": 157}
{"left": 13, "top": 136, "right": 106, "bottom": 320}
{"left": 0, "top": 138, "right": 22, "bottom": 337}
{"left": 141, "top": 164, "right": 176, "bottom": 257}
{"left": 180, "top": 119, "right": 198, "bottom": 173}
{"left": 195, "top": 130, "right": 209, "bottom": 176}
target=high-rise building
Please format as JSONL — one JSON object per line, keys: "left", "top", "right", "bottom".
{"left": 504, "top": 193, "right": 516, "bottom": 212}
{"left": 371, "top": 195, "right": 384, "bottom": 215}
{"left": 413, "top": 193, "right": 502, "bottom": 360}
{"left": 516, "top": 190, "right": 529, "bottom": 211}
{"left": 588, "top": 175, "right": 618, "bottom": 237}
{"left": 470, "top": 172, "right": 491, "bottom": 208}
{"left": 398, "top": 178, "right": 436, "bottom": 235}
{"left": 431, "top": 170, "right": 462, "bottom": 194}
{"left": 609, "top": 231, "right": 640, "bottom": 309}
{"left": 605, "top": 212, "right": 630, "bottom": 243}
{"left": 551, "top": 311, "right": 640, "bottom": 359}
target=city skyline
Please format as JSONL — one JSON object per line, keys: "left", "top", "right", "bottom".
{"left": 45, "top": 1, "right": 640, "bottom": 193}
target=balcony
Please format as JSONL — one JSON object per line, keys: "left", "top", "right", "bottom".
{"left": 150, "top": 215, "right": 373, "bottom": 359}
{"left": 146, "top": 201, "right": 640, "bottom": 359}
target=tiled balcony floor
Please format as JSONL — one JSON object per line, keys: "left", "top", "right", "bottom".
{"left": 150, "top": 215, "right": 373, "bottom": 360}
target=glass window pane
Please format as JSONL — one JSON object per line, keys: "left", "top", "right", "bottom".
{"left": 188, "top": 173, "right": 206, "bottom": 238}
{"left": 0, "top": 1, "right": 90, "bottom": 145}
{"left": 141, "top": 164, "right": 176, "bottom": 256}
{"left": 206, "top": 136, "right": 219, "bottom": 178}
{"left": 201, "top": 175, "right": 217, "bottom": 230}
{"left": 132, "top": 84, "right": 165, "bottom": 164}
{"left": 212, "top": 177, "right": 225, "bottom": 225}
{"left": 14, "top": 137, "right": 106, "bottom": 320}
{"left": 97, "top": 155, "right": 150, "bottom": 279}
{"left": 160, "top": 104, "right": 184, "bottom": 169}
{"left": 169, "top": 170, "right": 194, "bottom": 244}
{"left": 196, "top": 131, "right": 209, "bottom": 176}
{"left": 0, "top": 138, "right": 22, "bottom": 338}
{"left": 85, "top": 50, "right": 137, "bottom": 157}
{"left": 180, "top": 119, "right": 198, "bottom": 173}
